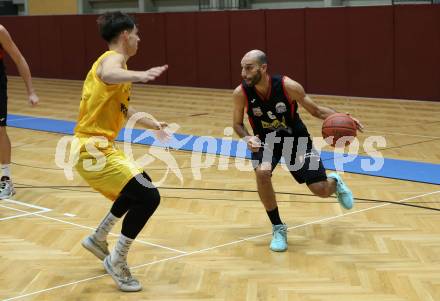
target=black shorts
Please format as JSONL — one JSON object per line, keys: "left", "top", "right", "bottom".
{"left": 251, "top": 135, "right": 327, "bottom": 185}
{"left": 0, "top": 65, "right": 7, "bottom": 127}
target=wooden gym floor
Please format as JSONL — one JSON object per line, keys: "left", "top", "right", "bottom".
{"left": 1, "top": 77, "right": 440, "bottom": 300}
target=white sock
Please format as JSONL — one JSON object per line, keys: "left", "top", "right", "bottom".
{"left": 111, "top": 234, "right": 133, "bottom": 264}
{"left": 94, "top": 212, "right": 119, "bottom": 241}
{"left": 1, "top": 164, "right": 11, "bottom": 179}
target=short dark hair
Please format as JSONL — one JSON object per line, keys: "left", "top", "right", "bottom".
{"left": 256, "top": 52, "right": 267, "bottom": 65}
{"left": 97, "top": 11, "right": 135, "bottom": 43}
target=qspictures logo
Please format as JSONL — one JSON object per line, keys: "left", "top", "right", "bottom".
{"left": 55, "top": 112, "right": 386, "bottom": 188}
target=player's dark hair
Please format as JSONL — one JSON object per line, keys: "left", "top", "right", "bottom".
{"left": 256, "top": 53, "right": 267, "bottom": 65}
{"left": 97, "top": 11, "right": 135, "bottom": 43}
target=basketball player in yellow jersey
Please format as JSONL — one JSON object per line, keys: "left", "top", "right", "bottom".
{"left": 75, "top": 12, "right": 168, "bottom": 292}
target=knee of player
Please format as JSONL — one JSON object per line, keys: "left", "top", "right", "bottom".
{"left": 149, "top": 187, "right": 161, "bottom": 209}
{"left": 255, "top": 168, "right": 272, "bottom": 182}
{"left": 308, "top": 182, "right": 330, "bottom": 198}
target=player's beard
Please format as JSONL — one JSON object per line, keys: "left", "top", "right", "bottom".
{"left": 246, "top": 70, "right": 262, "bottom": 87}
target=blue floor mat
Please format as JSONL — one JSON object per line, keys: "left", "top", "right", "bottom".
{"left": 8, "top": 114, "right": 440, "bottom": 185}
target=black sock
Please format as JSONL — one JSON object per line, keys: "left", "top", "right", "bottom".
{"left": 266, "top": 207, "right": 283, "bottom": 225}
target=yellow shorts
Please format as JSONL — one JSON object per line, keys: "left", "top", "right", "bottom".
{"left": 75, "top": 144, "right": 143, "bottom": 201}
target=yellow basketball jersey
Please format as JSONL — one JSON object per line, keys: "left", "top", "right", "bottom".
{"left": 74, "top": 50, "right": 131, "bottom": 142}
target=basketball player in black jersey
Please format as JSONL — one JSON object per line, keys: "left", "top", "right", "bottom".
{"left": 0, "top": 25, "right": 39, "bottom": 199}
{"left": 233, "top": 50, "right": 363, "bottom": 252}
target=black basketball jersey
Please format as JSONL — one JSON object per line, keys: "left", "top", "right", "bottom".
{"left": 241, "top": 75, "right": 309, "bottom": 140}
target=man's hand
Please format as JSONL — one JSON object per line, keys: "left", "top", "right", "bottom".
{"left": 347, "top": 113, "right": 364, "bottom": 132}
{"left": 28, "top": 92, "right": 39, "bottom": 106}
{"left": 244, "top": 135, "right": 261, "bottom": 152}
{"left": 140, "top": 65, "right": 168, "bottom": 83}
{"left": 154, "top": 121, "right": 171, "bottom": 142}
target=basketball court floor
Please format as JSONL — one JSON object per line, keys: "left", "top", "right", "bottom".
{"left": 1, "top": 76, "right": 440, "bottom": 300}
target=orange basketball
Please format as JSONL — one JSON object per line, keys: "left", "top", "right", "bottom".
{"left": 322, "top": 113, "right": 357, "bottom": 147}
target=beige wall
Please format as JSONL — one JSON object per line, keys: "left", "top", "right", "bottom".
{"left": 28, "top": 0, "right": 78, "bottom": 15}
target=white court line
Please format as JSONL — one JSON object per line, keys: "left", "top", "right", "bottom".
{"left": 0, "top": 209, "right": 51, "bottom": 221}
{"left": 1, "top": 198, "right": 52, "bottom": 211}
{"left": 0, "top": 204, "right": 50, "bottom": 214}
{"left": 3, "top": 189, "right": 439, "bottom": 301}
{"left": 29, "top": 213, "right": 187, "bottom": 254}
{"left": 0, "top": 200, "right": 52, "bottom": 221}
{"left": 0, "top": 199, "right": 187, "bottom": 254}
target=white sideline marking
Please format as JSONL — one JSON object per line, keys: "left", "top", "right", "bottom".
{"left": 0, "top": 199, "right": 52, "bottom": 221}
{"left": 3, "top": 189, "right": 439, "bottom": 301}
{"left": 0, "top": 198, "right": 187, "bottom": 254}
